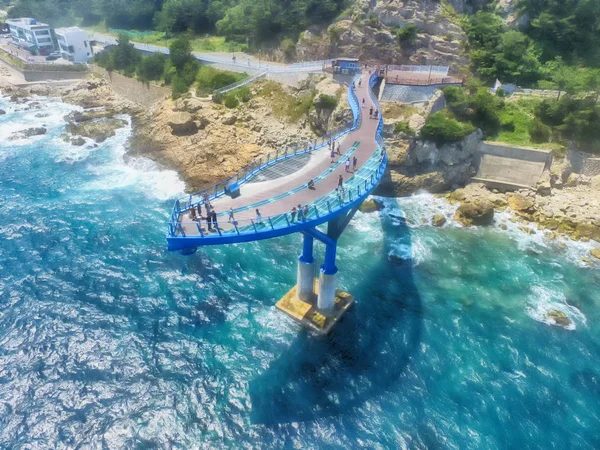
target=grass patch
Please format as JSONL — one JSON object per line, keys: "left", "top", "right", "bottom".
{"left": 0, "top": 50, "right": 25, "bottom": 69}
{"left": 258, "top": 81, "right": 315, "bottom": 122}
{"left": 196, "top": 66, "right": 247, "bottom": 96}
{"left": 382, "top": 103, "right": 419, "bottom": 120}
{"left": 489, "top": 98, "right": 556, "bottom": 149}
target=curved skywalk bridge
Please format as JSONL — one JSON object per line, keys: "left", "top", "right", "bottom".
{"left": 167, "top": 71, "right": 386, "bottom": 252}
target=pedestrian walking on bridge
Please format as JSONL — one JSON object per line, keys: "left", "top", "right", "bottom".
{"left": 353, "top": 156, "right": 358, "bottom": 171}
{"left": 345, "top": 158, "right": 351, "bottom": 172}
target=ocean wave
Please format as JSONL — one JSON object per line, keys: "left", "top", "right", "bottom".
{"left": 525, "top": 284, "right": 587, "bottom": 330}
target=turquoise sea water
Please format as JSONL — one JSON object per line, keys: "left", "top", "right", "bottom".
{"left": 1, "top": 95, "right": 600, "bottom": 449}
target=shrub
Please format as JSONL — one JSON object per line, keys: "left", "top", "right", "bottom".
{"left": 197, "top": 66, "right": 247, "bottom": 93}
{"left": 529, "top": 119, "right": 552, "bottom": 143}
{"left": 397, "top": 24, "right": 418, "bottom": 45}
{"left": 235, "top": 86, "right": 252, "bottom": 102}
{"left": 171, "top": 75, "right": 189, "bottom": 99}
{"left": 137, "top": 53, "right": 167, "bottom": 82}
{"left": 315, "top": 94, "right": 338, "bottom": 109}
{"left": 281, "top": 38, "right": 296, "bottom": 62}
{"left": 420, "top": 112, "right": 476, "bottom": 145}
{"left": 224, "top": 93, "right": 239, "bottom": 108}
{"left": 366, "top": 17, "right": 381, "bottom": 29}
{"left": 394, "top": 121, "right": 414, "bottom": 135}
{"left": 212, "top": 92, "right": 224, "bottom": 104}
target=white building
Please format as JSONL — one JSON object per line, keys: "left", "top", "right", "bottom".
{"left": 54, "top": 27, "right": 92, "bottom": 63}
{"left": 6, "top": 18, "right": 55, "bottom": 55}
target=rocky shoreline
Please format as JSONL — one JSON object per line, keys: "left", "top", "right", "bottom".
{"left": 3, "top": 77, "right": 600, "bottom": 260}
{"left": 443, "top": 182, "right": 600, "bottom": 262}
{"left": 2, "top": 75, "right": 350, "bottom": 192}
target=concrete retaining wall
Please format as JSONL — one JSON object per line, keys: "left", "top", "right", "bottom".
{"left": 473, "top": 142, "right": 552, "bottom": 189}
{"left": 23, "top": 70, "right": 88, "bottom": 82}
{"left": 90, "top": 65, "right": 171, "bottom": 107}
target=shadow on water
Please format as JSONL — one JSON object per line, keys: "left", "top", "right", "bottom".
{"left": 248, "top": 211, "right": 424, "bottom": 425}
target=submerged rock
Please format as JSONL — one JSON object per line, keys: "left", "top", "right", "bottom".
{"left": 454, "top": 199, "right": 494, "bottom": 226}
{"left": 0, "top": 109, "right": 5, "bottom": 115}
{"left": 360, "top": 198, "right": 384, "bottom": 213}
{"left": 591, "top": 248, "right": 600, "bottom": 260}
{"left": 388, "top": 253, "right": 410, "bottom": 265}
{"left": 9, "top": 127, "right": 47, "bottom": 140}
{"left": 546, "top": 309, "right": 571, "bottom": 327}
{"left": 432, "top": 214, "right": 446, "bottom": 227}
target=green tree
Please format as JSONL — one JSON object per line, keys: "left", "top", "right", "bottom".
{"left": 169, "top": 37, "right": 193, "bottom": 73}
{"left": 137, "top": 52, "right": 167, "bottom": 81}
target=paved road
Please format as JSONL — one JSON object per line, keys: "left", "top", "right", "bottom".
{"left": 89, "top": 32, "right": 326, "bottom": 75}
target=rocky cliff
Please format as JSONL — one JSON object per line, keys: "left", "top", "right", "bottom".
{"left": 378, "top": 128, "right": 483, "bottom": 196}
{"left": 128, "top": 76, "right": 352, "bottom": 192}
{"left": 296, "top": 0, "right": 469, "bottom": 72}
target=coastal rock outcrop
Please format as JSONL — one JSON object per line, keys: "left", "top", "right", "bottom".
{"left": 360, "top": 198, "right": 384, "bottom": 213}
{"left": 454, "top": 199, "right": 494, "bottom": 226}
{"left": 130, "top": 81, "right": 318, "bottom": 192}
{"left": 168, "top": 112, "right": 198, "bottom": 136}
{"left": 295, "top": 0, "right": 469, "bottom": 70}
{"left": 9, "top": 127, "right": 47, "bottom": 140}
{"left": 546, "top": 310, "right": 572, "bottom": 328}
{"left": 66, "top": 118, "right": 127, "bottom": 143}
{"left": 378, "top": 130, "right": 483, "bottom": 196}
{"left": 432, "top": 214, "right": 446, "bottom": 227}
{"left": 447, "top": 178, "right": 600, "bottom": 242}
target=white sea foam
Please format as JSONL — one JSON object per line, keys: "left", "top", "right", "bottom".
{"left": 525, "top": 284, "right": 587, "bottom": 330}
{"left": 391, "top": 193, "right": 598, "bottom": 269}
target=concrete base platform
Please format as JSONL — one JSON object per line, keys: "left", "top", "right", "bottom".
{"left": 275, "top": 279, "right": 354, "bottom": 335}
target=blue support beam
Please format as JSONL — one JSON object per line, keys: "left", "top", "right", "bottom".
{"left": 299, "top": 233, "right": 315, "bottom": 264}
{"left": 322, "top": 241, "right": 338, "bottom": 276}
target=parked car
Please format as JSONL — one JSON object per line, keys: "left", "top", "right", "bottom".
{"left": 45, "top": 52, "right": 61, "bottom": 61}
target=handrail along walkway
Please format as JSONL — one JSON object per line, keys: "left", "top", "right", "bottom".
{"left": 167, "top": 70, "right": 386, "bottom": 250}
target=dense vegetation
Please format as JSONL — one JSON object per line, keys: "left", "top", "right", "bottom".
{"left": 7, "top": 0, "right": 347, "bottom": 48}
{"left": 94, "top": 34, "right": 246, "bottom": 100}
{"left": 464, "top": 1, "right": 600, "bottom": 86}
{"left": 421, "top": 84, "right": 600, "bottom": 155}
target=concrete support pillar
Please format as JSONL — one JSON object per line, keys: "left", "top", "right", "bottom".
{"left": 317, "top": 271, "right": 337, "bottom": 312}
{"left": 317, "top": 240, "right": 338, "bottom": 313}
{"left": 297, "top": 233, "right": 315, "bottom": 303}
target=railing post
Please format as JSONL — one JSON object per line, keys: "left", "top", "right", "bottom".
{"left": 284, "top": 213, "right": 290, "bottom": 226}
{"left": 251, "top": 219, "right": 257, "bottom": 232}
{"left": 314, "top": 206, "right": 319, "bottom": 218}
{"left": 197, "top": 223, "right": 204, "bottom": 237}
{"left": 327, "top": 200, "right": 331, "bottom": 212}
{"left": 234, "top": 223, "right": 240, "bottom": 234}
{"left": 268, "top": 217, "right": 275, "bottom": 230}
